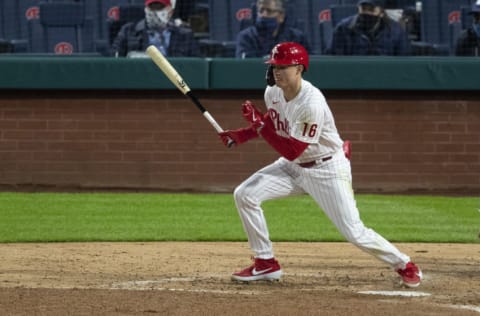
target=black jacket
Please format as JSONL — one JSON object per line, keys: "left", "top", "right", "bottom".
{"left": 111, "top": 20, "right": 200, "bottom": 57}
{"left": 455, "top": 28, "right": 480, "bottom": 56}
{"left": 327, "top": 15, "right": 411, "bottom": 56}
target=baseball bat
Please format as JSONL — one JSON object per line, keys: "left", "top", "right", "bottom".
{"left": 146, "top": 45, "right": 234, "bottom": 147}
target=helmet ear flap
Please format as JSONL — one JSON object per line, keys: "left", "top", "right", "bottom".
{"left": 266, "top": 65, "right": 275, "bottom": 86}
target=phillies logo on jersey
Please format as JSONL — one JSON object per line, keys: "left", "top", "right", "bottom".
{"left": 318, "top": 9, "right": 331, "bottom": 23}
{"left": 108, "top": 6, "right": 120, "bottom": 21}
{"left": 268, "top": 109, "right": 290, "bottom": 134}
{"left": 236, "top": 8, "right": 252, "bottom": 21}
{"left": 447, "top": 11, "right": 460, "bottom": 24}
{"left": 25, "top": 6, "right": 40, "bottom": 20}
{"left": 54, "top": 42, "right": 74, "bottom": 54}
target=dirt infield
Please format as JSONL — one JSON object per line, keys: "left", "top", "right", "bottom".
{"left": 0, "top": 242, "right": 479, "bottom": 315}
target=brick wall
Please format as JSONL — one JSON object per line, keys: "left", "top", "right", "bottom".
{"left": 0, "top": 89, "right": 479, "bottom": 194}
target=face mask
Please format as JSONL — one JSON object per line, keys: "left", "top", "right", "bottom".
{"left": 356, "top": 13, "right": 380, "bottom": 34}
{"left": 145, "top": 7, "right": 170, "bottom": 29}
{"left": 256, "top": 16, "right": 278, "bottom": 34}
{"left": 473, "top": 23, "right": 480, "bottom": 38}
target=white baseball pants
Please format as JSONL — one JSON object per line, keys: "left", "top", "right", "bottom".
{"left": 233, "top": 151, "right": 411, "bottom": 270}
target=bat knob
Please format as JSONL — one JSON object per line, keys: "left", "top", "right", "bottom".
{"left": 227, "top": 139, "right": 236, "bottom": 148}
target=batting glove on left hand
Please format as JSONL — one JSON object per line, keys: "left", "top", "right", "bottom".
{"left": 218, "top": 127, "right": 258, "bottom": 147}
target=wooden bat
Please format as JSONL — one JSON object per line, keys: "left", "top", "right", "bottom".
{"left": 146, "top": 45, "right": 234, "bottom": 147}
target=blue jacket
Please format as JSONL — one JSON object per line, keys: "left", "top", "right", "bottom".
{"left": 327, "top": 15, "right": 411, "bottom": 56}
{"left": 111, "top": 20, "right": 200, "bottom": 57}
{"left": 235, "top": 22, "right": 311, "bottom": 58}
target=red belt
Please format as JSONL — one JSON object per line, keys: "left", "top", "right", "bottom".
{"left": 298, "top": 156, "right": 332, "bottom": 168}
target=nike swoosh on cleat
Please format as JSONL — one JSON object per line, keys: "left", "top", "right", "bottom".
{"left": 252, "top": 267, "right": 272, "bottom": 276}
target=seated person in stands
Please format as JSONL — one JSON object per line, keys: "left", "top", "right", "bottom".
{"left": 111, "top": 0, "right": 200, "bottom": 57}
{"left": 326, "top": 0, "right": 410, "bottom": 55}
{"left": 455, "top": 2, "right": 480, "bottom": 56}
{"left": 235, "top": 0, "right": 311, "bottom": 58}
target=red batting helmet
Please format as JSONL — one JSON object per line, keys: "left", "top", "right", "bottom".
{"left": 265, "top": 42, "right": 309, "bottom": 72}
{"left": 145, "top": 0, "right": 171, "bottom": 6}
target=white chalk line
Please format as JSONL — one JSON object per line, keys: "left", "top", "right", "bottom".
{"left": 447, "top": 305, "right": 480, "bottom": 313}
{"left": 358, "top": 290, "right": 431, "bottom": 297}
{"left": 109, "top": 278, "right": 262, "bottom": 295}
{"left": 358, "top": 290, "right": 480, "bottom": 314}
{"left": 109, "top": 275, "right": 480, "bottom": 313}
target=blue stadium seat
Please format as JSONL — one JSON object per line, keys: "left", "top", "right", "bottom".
{"left": 330, "top": 4, "right": 357, "bottom": 26}
{"left": 17, "top": 0, "right": 42, "bottom": 40}
{"left": 208, "top": 0, "right": 253, "bottom": 42}
{"left": 0, "top": 0, "right": 40, "bottom": 40}
{"left": 28, "top": 2, "right": 96, "bottom": 54}
{"left": 129, "top": 0, "right": 145, "bottom": 5}
{"left": 287, "top": 0, "right": 310, "bottom": 38}
{"left": 460, "top": 4, "right": 474, "bottom": 30}
{"left": 0, "top": 0, "right": 38, "bottom": 52}
{"left": 420, "top": 0, "right": 470, "bottom": 55}
{"left": 82, "top": 0, "right": 102, "bottom": 41}
{"left": 99, "top": 0, "right": 130, "bottom": 41}
{"left": 310, "top": 0, "right": 342, "bottom": 54}
{"left": 338, "top": 0, "right": 358, "bottom": 5}
{"left": 0, "top": 0, "right": 5, "bottom": 39}
{"left": 201, "top": 0, "right": 252, "bottom": 56}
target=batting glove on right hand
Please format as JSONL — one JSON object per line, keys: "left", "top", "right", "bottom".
{"left": 242, "top": 100, "right": 263, "bottom": 124}
{"left": 242, "top": 100, "right": 265, "bottom": 132}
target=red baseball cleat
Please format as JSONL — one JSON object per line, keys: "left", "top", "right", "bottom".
{"left": 397, "top": 262, "right": 422, "bottom": 288}
{"left": 232, "top": 257, "right": 283, "bottom": 282}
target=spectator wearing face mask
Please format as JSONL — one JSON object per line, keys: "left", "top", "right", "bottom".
{"left": 326, "top": 0, "right": 410, "bottom": 55}
{"left": 111, "top": 0, "right": 200, "bottom": 57}
{"left": 455, "top": 2, "right": 480, "bottom": 56}
{"left": 235, "top": 0, "right": 311, "bottom": 58}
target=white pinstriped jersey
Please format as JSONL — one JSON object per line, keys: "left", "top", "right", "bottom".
{"left": 264, "top": 79, "right": 343, "bottom": 163}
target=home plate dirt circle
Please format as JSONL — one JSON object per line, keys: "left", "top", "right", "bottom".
{"left": 0, "top": 242, "right": 479, "bottom": 315}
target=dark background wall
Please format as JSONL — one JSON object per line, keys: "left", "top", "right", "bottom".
{"left": 1, "top": 89, "right": 478, "bottom": 194}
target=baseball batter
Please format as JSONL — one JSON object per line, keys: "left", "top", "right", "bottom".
{"left": 219, "top": 42, "right": 422, "bottom": 287}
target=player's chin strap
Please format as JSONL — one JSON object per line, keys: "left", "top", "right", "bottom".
{"left": 265, "top": 65, "right": 275, "bottom": 86}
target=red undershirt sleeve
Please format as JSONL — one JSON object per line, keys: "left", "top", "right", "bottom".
{"left": 259, "top": 114, "right": 309, "bottom": 161}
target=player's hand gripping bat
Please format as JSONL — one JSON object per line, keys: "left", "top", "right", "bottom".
{"left": 146, "top": 45, "right": 234, "bottom": 147}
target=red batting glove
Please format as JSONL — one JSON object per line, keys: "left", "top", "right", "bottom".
{"left": 218, "top": 126, "right": 259, "bottom": 147}
{"left": 242, "top": 100, "right": 264, "bottom": 125}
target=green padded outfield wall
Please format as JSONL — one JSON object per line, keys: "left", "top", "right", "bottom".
{"left": 1, "top": 57, "right": 479, "bottom": 90}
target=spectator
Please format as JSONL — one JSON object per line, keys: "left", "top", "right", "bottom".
{"left": 455, "top": 2, "right": 480, "bottom": 56}
{"left": 326, "top": 0, "right": 410, "bottom": 55}
{"left": 235, "top": 0, "right": 311, "bottom": 58}
{"left": 111, "top": 0, "right": 200, "bottom": 57}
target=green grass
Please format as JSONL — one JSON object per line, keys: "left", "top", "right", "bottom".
{"left": 0, "top": 192, "right": 478, "bottom": 243}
